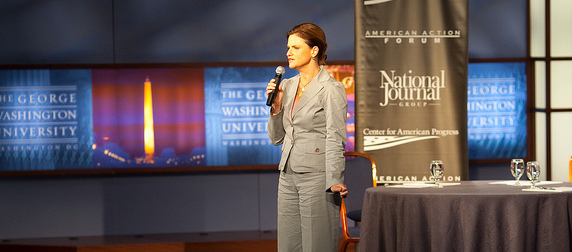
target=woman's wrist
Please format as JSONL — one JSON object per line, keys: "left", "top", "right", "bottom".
{"left": 271, "top": 105, "right": 281, "bottom": 115}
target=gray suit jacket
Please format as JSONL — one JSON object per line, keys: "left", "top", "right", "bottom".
{"left": 268, "top": 66, "right": 347, "bottom": 191}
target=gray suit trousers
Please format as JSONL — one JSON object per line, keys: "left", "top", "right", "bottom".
{"left": 277, "top": 163, "right": 341, "bottom": 252}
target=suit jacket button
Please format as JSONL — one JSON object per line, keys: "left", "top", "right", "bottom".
{"left": 315, "top": 148, "right": 320, "bottom": 152}
{"left": 291, "top": 141, "right": 294, "bottom": 145}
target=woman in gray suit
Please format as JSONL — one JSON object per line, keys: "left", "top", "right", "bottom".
{"left": 266, "top": 23, "right": 348, "bottom": 252}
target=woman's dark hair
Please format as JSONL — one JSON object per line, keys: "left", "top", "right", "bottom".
{"left": 287, "top": 23, "right": 328, "bottom": 65}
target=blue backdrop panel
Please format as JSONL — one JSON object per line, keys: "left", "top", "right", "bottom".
{"left": 0, "top": 69, "right": 93, "bottom": 171}
{"left": 468, "top": 62, "right": 527, "bottom": 159}
{"left": 204, "top": 67, "right": 296, "bottom": 166}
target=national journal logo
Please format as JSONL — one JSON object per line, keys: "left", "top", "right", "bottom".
{"left": 378, "top": 69, "right": 446, "bottom": 107}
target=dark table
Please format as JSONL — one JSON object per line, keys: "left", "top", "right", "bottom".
{"left": 359, "top": 180, "right": 572, "bottom": 252}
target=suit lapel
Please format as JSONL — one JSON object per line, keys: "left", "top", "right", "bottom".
{"left": 286, "top": 76, "right": 299, "bottom": 121}
{"left": 292, "top": 68, "right": 329, "bottom": 117}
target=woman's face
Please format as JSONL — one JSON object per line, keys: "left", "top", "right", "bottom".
{"left": 286, "top": 34, "right": 317, "bottom": 70}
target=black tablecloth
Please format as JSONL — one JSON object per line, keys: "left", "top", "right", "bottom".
{"left": 359, "top": 180, "right": 572, "bottom": 252}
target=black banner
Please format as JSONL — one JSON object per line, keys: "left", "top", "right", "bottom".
{"left": 355, "top": 0, "right": 468, "bottom": 182}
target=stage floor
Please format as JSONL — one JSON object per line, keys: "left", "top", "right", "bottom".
{"left": 0, "top": 231, "right": 356, "bottom": 252}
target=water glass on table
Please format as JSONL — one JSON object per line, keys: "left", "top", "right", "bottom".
{"left": 510, "top": 159, "right": 525, "bottom": 186}
{"left": 526, "top": 161, "right": 540, "bottom": 189}
{"left": 429, "top": 160, "right": 444, "bottom": 188}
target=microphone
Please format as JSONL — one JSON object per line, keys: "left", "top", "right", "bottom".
{"left": 266, "top": 66, "right": 286, "bottom": 106}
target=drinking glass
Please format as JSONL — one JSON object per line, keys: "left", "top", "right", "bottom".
{"left": 429, "top": 160, "right": 444, "bottom": 188}
{"left": 510, "top": 159, "right": 525, "bottom": 186}
{"left": 526, "top": 161, "right": 540, "bottom": 189}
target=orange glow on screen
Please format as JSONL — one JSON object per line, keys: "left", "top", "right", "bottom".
{"left": 144, "top": 77, "right": 155, "bottom": 162}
